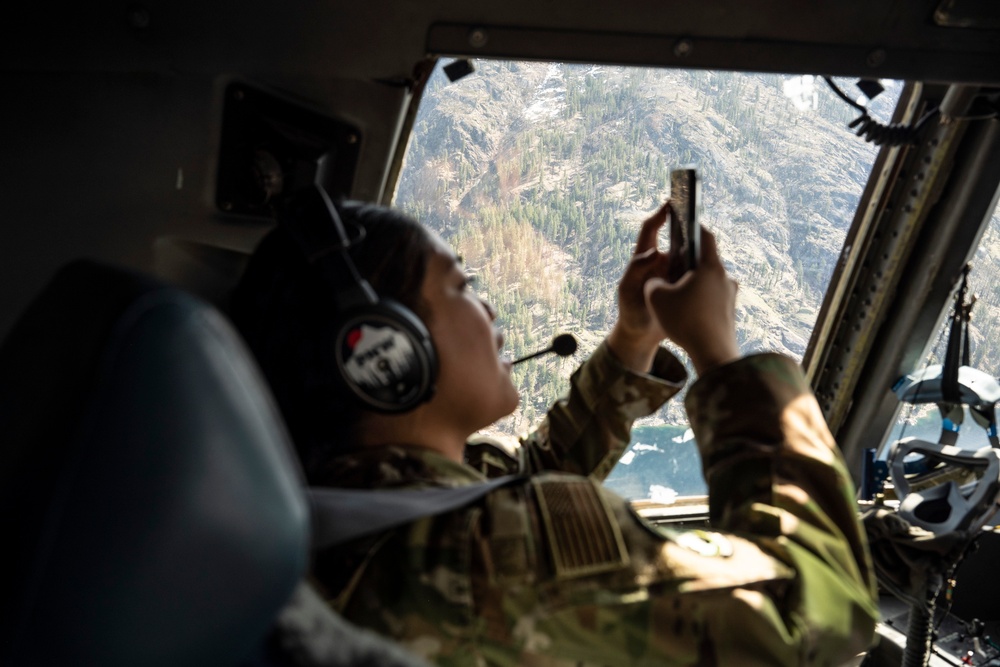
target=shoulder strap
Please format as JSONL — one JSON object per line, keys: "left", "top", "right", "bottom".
{"left": 308, "top": 475, "right": 525, "bottom": 550}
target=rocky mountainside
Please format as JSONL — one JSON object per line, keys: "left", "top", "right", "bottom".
{"left": 395, "top": 61, "right": 1000, "bottom": 440}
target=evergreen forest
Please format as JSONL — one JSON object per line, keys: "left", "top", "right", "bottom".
{"left": 395, "top": 61, "right": 1000, "bottom": 495}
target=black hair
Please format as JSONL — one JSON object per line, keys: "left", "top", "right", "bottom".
{"left": 229, "top": 202, "right": 435, "bottom": 480}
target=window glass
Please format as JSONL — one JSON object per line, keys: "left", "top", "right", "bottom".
{"left": 395, "top": 61, "right": 901, "bottom": 500}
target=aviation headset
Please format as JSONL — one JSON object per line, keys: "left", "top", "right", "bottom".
{"left": 278, "top": 185, "right": 438, "bottom": 413}
{"left": 885, "top": 267, "right": 1000, "bottom": 535}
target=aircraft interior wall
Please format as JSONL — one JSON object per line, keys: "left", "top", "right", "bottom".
{"left": 0, "top": 70, "right": 412, "bottom": 340}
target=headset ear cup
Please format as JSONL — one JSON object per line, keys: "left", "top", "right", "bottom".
{"left": 332, "top": 300, "right": 437, "bottom": 413}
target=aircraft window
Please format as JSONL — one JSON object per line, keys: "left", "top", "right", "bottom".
{"left": 395, "top": 61, "right": 901, "bottom": 500}
{"left": 885, "top": 199, "right": 1000, "bottom": 452}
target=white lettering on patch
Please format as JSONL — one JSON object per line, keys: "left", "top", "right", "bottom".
{"left": 344, "top": 324, "right": 417, "bottom": 389}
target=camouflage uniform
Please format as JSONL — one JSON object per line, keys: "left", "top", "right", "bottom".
{"left": 311, "top": 342, "right": 878, "bottom": 666}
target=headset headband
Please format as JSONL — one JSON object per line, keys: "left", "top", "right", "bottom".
{"left": 279, "top": 185, "right": 378, "bottom": 311}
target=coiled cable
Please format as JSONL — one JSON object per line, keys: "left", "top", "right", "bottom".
{"left": 823, "top": 77, "right": 939, "bottom": 147}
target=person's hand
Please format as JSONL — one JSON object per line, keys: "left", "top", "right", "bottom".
{"left": 608, "top": 202, "right": 672, "bottom": 372}
{"left": 644, "top": 228, "right": 739, "bottom": 375}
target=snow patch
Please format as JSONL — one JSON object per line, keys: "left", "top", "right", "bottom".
{"left": 672, "top": 428, "right": 695, "bottom": 444}
{"left": 524, "top": 63, "right": 567, "bottom": 123}
{"left": 648, "top": 485, "right": 678, "bottom": 504}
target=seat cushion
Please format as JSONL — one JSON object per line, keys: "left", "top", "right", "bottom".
{"left": 0, "top": 260, "right": 308, "bottom": 666}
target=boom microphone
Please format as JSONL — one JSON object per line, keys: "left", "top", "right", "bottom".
{"left": 511, "top": 333, "right": 578, "bottom": 366}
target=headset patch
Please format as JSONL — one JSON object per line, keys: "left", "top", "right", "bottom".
{"left": 341, "top": 323, "right": 420, "bottom": 396}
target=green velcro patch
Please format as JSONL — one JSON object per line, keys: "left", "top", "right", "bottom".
{"left": 532, "top": 476, "right": 630, "bottom": 579}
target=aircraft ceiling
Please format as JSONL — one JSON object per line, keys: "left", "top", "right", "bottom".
{"left": 3, "top": 1, "right": 1000, "bottom": 84}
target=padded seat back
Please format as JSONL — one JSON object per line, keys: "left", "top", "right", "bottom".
{"left": 0, "top": 260, "right": 309, "bottom": 667}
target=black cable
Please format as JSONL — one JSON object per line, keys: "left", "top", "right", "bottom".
{"left": 904, "top": 599, "right": 934, "bottom": 667}
{"left": 824, "top": 76, "right": 869, "bottom": 113}
{"left": 823, "top": 77, "right": 940, "bottom": 147}
{"left": 932, "top": 545, "right": 977, "bottom": 633}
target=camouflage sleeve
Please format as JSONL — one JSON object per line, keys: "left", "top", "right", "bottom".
{"left": 516, "top": 340, "right": 687, "bottom": 480}
{"left": 335, "top": 353, "right": 878, "bottom": 666}
{"left": 680, "top": 352, "right": 879, "bottom": 662}
{"left": 462, "top": 353, "right": 876, "bottom": 665}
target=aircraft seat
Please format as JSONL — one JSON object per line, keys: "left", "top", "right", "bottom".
{"left": 0, "top": 259, "right": 309, "bottom": 666}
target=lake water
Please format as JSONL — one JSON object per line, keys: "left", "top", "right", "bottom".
{"left": 603, "top": 423, "right": 708, "bottom": 501}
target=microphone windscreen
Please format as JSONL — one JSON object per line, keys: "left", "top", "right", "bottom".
{"left": 551, "top": 333, "right": 577, "bottom": 357}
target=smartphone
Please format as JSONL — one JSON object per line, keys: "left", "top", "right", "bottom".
{"left": 668, "top": 167, "right": 701, "bottom": 282}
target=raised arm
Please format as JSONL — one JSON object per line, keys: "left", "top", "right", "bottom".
{"left": 469, "top": 228, "right": 877, "bottom": 665}
{"left": 479, "top": 204, "right": 686, "bottom": 478}
{"left": 512, "top": 340, "right": 685, "bottom": 478}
